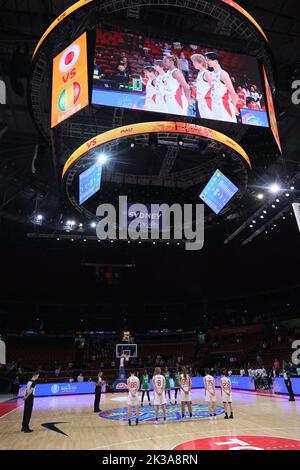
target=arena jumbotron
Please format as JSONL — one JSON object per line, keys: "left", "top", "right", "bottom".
{"left": 0, "top": 0, "right": 300, "bottom": 460}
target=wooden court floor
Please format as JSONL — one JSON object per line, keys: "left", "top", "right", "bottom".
{"left": 0, "top": 390, "right": 299, "bottom": 450}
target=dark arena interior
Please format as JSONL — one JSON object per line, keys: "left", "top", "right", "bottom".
{"left": 0, "top": 0, "right": 300, "bottom": 459}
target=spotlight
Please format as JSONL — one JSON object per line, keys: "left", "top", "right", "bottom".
{"left": 263, "top": 210, "right": 267, "bottom": 214}
{"left": 290, "top": 186, "right": 295, "bottom": 190}
{"left": 285, "top": 193, "right": 290, "bottom": 197}
{"left": 97, "top": 153, "right": 107, "bottom": 165}
{"left": 257, "top": 193, "right": 264, "bottom": 200}
{"left": 57, "top": 238, "right": 60, "bottom": 241}
{"left": 129, "top": 139, "right": 135, "bottom": 149}
{"left": 272, "top": 205, "right": 276, "bottom": 208}
{"left": 90, "top": 222, "right": 97, "bottom": 228}
{"left": 79, "top": 223, "right": 83, "bottom": 228}
{"left": 67, "top": 220, "right": 75, "bottom": 226}
{"left": 36, "top": 214, "right": 43, "bottom": 221}
{"left": 250, "top": 225, "right": 253, "bottom": 228}
{"left": 83, "top": 239, "right": 87, "bottom": 242}
{"left": 260, "top": 215, "right": 264, "bottom": 219}
{"left": 252, "top": 220, "right": 256, "bottom": 224}
{"left": 269, "top": 183, "right": 281, "bottom": 194}
{"left": 276, "top": 199, "right": 280, "bottom": 203}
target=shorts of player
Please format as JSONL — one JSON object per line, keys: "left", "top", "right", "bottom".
{"left": 128, "top": 394, "right": 140, "bottom": 407}
{"left": 221, "top": 393, "right": 232, "bottom": 403}
{"left": 205, "top": 391, "right": 216, "bottom": 402}
{"left": 180, "top": 390, "right": 191, "bottom": 402}
{"left": 141, "top": 386, "right": 149, "bottom": 391}
{"left": 197, "top": 99, "right": 213, "bottom": 120}
{"left": 212, "top": 99, "right": 237, "bottom": 123}
{"left": 154, "top": 392, "right": 167, "bottom": 406}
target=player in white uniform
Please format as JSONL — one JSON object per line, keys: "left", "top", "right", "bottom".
{"left": 143, "top": 66, "right": 158, "bottom": 112}
{"left": 152, "top": 367, "right": 167, "bottom": 424}
{"left": 205, "top": 52, "right": 238, "bottom": 123}
{"left": 220, "top": 369, "right": 234, "bottom": 419}
{"left": 127, "top": 370, "right": 140, "bottom": 426}
{"left": 153, "top": 60, "right": 168, "bottom": 113}
{"left": 190, "top": 54, "right": 213, "bottom": 120}
{"left": 204, "top": 368, "right": 217, "bottom": 417}
{"left": 163, "top": 55, "right": 190, "bottom": 116}
{"left": 179, "top": 367, "right": 193, "bottom": 419}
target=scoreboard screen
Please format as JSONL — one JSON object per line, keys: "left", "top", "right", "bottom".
{"left": 200, "top": 170, "right": 239, "bottom": 214}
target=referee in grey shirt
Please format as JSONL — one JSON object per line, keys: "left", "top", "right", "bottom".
{"left": 21, "top": 371, "right": 39, "bottom": 433}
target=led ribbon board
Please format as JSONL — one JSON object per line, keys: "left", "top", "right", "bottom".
{"left": 263, "top": 65, "right": 282, "bottom": 153}
{"left": 62, "top": 122, "right": 252, "bottom": 178}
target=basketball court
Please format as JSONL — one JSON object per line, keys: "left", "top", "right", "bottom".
{"left": 1, "top": 390, "right": 299, "bottom": 450}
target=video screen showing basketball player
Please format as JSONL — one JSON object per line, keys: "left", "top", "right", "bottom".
{"left": 92, "top": 27, "right": 268, "bottom": 127}
{"left": 205, "top": 51, "right": 239, "bottom": 123}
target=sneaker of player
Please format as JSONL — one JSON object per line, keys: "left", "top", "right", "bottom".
{"left": 154, "top": 419, "right": 159, "bottom": 425}
{"left": 163, "top": 418, "right": 167, "bottom": 424}
{"left": 128, "top": 420, "right": 132, "bottom": 426}
{"left": 23, "top": 429, "right": 33, "bottom": 433}
{"left": 175, "top": 401, "right": 177, "bottom": 405}
{"left": 189, "top": 413, "right": 193, "bottom": 418}
{"left": 148, "top": 402, "right": 151, "bottom": 407}
{"left": 224, "top": 414, "right": 229, "bottom": 419}
{"left": 182, "top": 415, "right": 185, "bottom": 420}
{"left": 213, "top": 413, "right": 217, "bottom": 417}
{"left": 136, "top": 419, "right": 139, "bottom": 426}
{"left": 229, "top": 414, "right": 234, "bottom": 419}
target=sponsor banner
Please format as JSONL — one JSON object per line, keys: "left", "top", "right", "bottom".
{"left": 62, "top": 121, "right": 252, "bottom": 177}
{"left": 18, "top": 376, "right": 255, "bottom": 397}
{"left": 33, "top": 0, "right": 93, "bottom": 59}
{"left": 173, "top": 435, "right": 300, "bottom": 450}
{"left": 273, "top": 377, "right": 300, "bottom": 396}
{"left": 18, "top": 381, "right": 95, "bottom": 398}
{"left": 51, "top": 32, "right": 89, "bottom": 128}
{"left": 263, "top": 65, "right": 282, "bottom": 153}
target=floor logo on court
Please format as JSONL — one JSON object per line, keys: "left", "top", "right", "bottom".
{"left": 173, "top": 435, "right": 300, "bottom": 451}
{"left": 100, "top": 404, "right": 224, "bottom": 422}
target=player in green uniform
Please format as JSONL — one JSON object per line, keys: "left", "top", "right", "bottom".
{"left": 140, "top": 369, "right": 151, "bottom": 406}
{"left": 163, "top": 367, "right": 172, "bottom": 404}
{"left": 173, "top": 368, "right": 180, "bottom": 404}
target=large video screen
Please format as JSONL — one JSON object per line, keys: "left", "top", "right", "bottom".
{"left": 52, "top": 32, "right": 89, "bottom": 128}
{"left": 200, "top": 169, "right": 239, "bottom": 214}
{"left": 92, "top": 27, "right": 269, "bottom": 128}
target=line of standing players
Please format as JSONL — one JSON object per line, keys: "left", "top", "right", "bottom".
{"left": 127, "top": 367, "right": 234, "bottom": 426}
